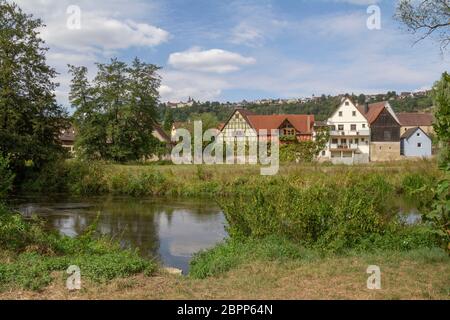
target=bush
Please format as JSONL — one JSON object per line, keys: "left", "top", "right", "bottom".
{"left": 220, "top": 173, "right": 438, "bottom": 252}
{"left": 0, "top": 155, "right": 15, "bottom": 198}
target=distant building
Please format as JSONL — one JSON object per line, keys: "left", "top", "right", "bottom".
{"left": 319, "top": 98, "right": 371, "bottom": 164}
{"left": 152, "top": 124, "right": 171, "bottom": 144}
{"left": 358, "top": 101, "right": 402, "bottom": 162}
{"left": 168, "top": 97, "right": 195, "bottom": 109}
{"left": 401, "top": 127, "right": 432, "bottom": 158}
{"left": 397, "top": 113, "right": 434, "bottom": 136}
{"left": 59, "top": 127, "right": 76, "bottom": 154}
{"left": 218, "top": 109, "right": 314, "bottom": 143}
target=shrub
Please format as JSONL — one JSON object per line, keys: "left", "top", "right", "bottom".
{"left": 0, "top": 155, "right": 14, "bottom": 198}
{"left": 220, "top": 174, "right": 437, "bottom": 252}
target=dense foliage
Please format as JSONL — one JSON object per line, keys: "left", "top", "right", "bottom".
{"left": 0, "top": 155, "right": 14, "bottom": 198}
{"left": 0, "top": 1, "right": 68, "bottom": 180}
{"left": 0, "top": 206, "right": 156, "bottom": 291}
{"left": 219, "top": 173, "right": 439, "bottom": 252}
{"left": 69, "top": 58, "right": 165, "bottom": 162}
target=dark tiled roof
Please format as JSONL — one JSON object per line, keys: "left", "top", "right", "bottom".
{"left": 401, "top": 127, "right": 430, "bottom": 140}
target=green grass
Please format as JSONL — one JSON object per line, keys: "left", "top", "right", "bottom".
{"left": 189, "top": 236, "right": 449, "bottom": 280}
{"left": 0, "top": 206, "right": 157, "bottom": 291}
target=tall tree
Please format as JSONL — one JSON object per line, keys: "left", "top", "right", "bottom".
{"left": 396, "top": 0, "right": 450, "bottom": 51}
{"left": 69, "top": 58, "right": 162, "bottom": 162}
{"left": 0, "top": 1, "right": 67, "bottom": 179}
{"left": 431, "top": 72, "right": 450, "bottom": 169}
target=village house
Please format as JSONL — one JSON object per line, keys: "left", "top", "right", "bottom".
{"left": 218, "top": 109, "right": 314, "bottom": 143}
{"left": 397, "top": 113, "right": 434, "bottom": 136}
{"left": 358, "top": 101, "right": 402, "bottom": 162}
{"left": 59, "top": 127, "right": 76, "bottom": 155}
{"left": 319, "top": 98, "right": 371, "bottom": 164}
{"left": 401, "top": 127, "right": 432, "bottom": 158}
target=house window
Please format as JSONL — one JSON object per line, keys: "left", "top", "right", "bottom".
{"left": 362, "top": 124, "right": 366, "bottom": 128}
{"left": 416, "top": 133, "right": 421, "bottom": 137}
{"left": 355, "top": 139, "right": 359, "bottom": 145}
{"left": 417, "top": 143, "right": 422, "bottom": 148}
{"left": 345, "top": 102, "right": 350, "bottom": 106}
{"left": 338, "top": 125, "right": 344, "bottom": 131}
{"left": 322, "top": 151, "right": 326, "bottom": 156}
{"left": 384, "top": 131, "right": 391, "bottom": 140}
{"left": 330, "top": 125, "right": 336, "bottom": 131}
{"left": 341, "top": 139, "right": 347, "bottom": 144}
{"left": 351, "top": 124, "right": 357, "bottom": 131}
{"left": 339, "top": 111, "right": 343, "bottom": 117}
{"left": 352, "top": 111, "right": 356, "bottom": 116}
{"left": 332, "top": 139, "right": 338, "bottom": 144}
{"left": 283, "top": 128, "right": 295, "bottom": 136}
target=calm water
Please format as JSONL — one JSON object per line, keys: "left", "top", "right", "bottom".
{"left": 10, "top": 196, "right": 227, "bottom": 274}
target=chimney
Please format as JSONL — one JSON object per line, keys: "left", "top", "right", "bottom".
{"left": 364, "top": 101, "right": 369, "bottom": 114}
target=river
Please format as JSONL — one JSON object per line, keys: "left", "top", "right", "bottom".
{"left": 10, "top": 195, "right": 227, "bottom": 274}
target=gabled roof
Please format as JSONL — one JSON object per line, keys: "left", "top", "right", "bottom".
{"left": 357, "top": 101, "right": 400, "bottom": 125}
{"left": 357, "top": 102, "right": 385, "bottom": 124}
{"left": 220, "top": 109, "right": 314, "bottom": 135}
{"left": 247, "top": 114, "right": 314, "bottom": 133}
{"left": 401, "top": 126, "right": 430, "bottom": 140}
{"left": 152, "top": 124, "right": 171, "bottom": 143}
{"left": 329, "top": 97, "right": 365, "bottom": 120}
{"left": 397, "top": 113, "right": 434, "bottom": 126}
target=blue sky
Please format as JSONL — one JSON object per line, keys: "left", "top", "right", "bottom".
{"left": 13, "top": 0, "right": 449, "bottom": 106}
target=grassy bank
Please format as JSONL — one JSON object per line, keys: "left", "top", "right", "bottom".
{"left": 1, "top": 245, "right": 448, "bottom": 300}
{"left": 20, "top": 159, "right": 444, "bottom": 199}
{"left": 0, "top": 205, "right": 157, "bottom": 291}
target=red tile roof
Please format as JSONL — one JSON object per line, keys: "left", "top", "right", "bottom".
{"left": 357, "top": 102, "right": 386, "bottom": 124}
{"left": 247, "top": 114, "right": 314, "bottom": 133}
{"left": 397, "top": 113, "right": 434, "bottom": 126}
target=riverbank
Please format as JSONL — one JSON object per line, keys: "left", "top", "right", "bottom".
{"left": 2, "top": 159, "right": 448, "bottom": 300}
{"left": 1, "top": 247, "right": 448, "bottom": 300}
{"left": 20, "top": 158, "right": 444, "bottom": 199}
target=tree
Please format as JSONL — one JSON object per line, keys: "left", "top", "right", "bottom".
{"left": 396, "top": 0, "right": 450, "bottom": 51}
{"left": 431, "top": 72, "right": 450, "bottom": 169}
{"left": 69, "top": 58, "right": 162, "bottom": 162}
{"left": 0, "top": 1, "right": 67, "bottom": 180}
{"left": 163, "top": 108, "right": 174, "bottom": 132}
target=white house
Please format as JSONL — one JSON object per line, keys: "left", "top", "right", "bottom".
{"left": 319, "top": 98, "right": 371, "bottom": 164}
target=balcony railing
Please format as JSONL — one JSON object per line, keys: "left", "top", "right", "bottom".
{"left": 330, "top": 144, "right": 359, "bottom": 150}
{"left": 330, "top": 130, "right": 370, "bottom": 136}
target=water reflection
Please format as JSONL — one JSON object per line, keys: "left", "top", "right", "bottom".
{"left": 11, "top": 196, "right": 227, "bottom": 273}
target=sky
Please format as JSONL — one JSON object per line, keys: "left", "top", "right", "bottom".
{"left": 12, "top": 0, "right": 450, "bottom": 107}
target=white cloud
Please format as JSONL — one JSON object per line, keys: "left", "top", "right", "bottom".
{"left": 41, "top": 15, "right": 170, "bottom": 53}
{"left": 160, "top": 70, "right": 229, "bottom": 102}
{"left": 168, "top": 48, "right": 256, "bottom": 74}
{"left": 11, "top": 0, "right": 170, "bottom": 108}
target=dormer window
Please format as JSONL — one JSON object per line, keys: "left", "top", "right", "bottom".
{"left": 352, "top": 111, "right": 356, "bottom": 116}
{"left": 339, "top": 111, "right": 343, "bottom": 117}
{"left": 345, "top": 101, "right": 350, "bottom": 106}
